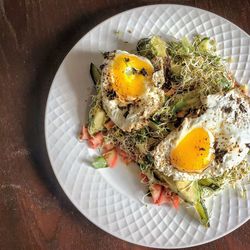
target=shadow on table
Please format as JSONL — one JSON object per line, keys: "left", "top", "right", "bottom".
{"left": 23, "top": 11, "right": 107, "bottom": 215}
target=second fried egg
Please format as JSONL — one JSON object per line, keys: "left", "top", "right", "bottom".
{"left": 152, "top": 89, "right": 250, "bottom": 180}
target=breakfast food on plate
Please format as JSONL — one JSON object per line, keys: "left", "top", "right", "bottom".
{"left": 101, "top": 51, "right": 165, "bottom": 131}
{"left": 80, "top": 35, "right": 250, "bottom": 227}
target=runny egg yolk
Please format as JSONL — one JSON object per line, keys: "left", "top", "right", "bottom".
{"left": 170, "top": 128, "right": 213, "bottom": 173}
{"left": 111, "top": 54, "right": 154, "bottom": 100}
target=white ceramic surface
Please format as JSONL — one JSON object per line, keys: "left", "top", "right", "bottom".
{"left": 45, "top": 4, "right": 250, "bottom": 248}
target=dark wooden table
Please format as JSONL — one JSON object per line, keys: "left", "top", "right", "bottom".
{"left": 0, "top": 0, "right": 249, "bottom": 249}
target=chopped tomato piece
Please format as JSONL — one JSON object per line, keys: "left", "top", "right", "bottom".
{"left": 103, "top": 148, "right": 118, "bottom": 168}
{"left": 157, "top": 188, "right": 172, "bottom": 205}
{"left": 79, "top": 126, "right": 90, "bottom": 141}
{"left": 150, "top": 184, "right": 162, "bottom": 204}
{"left": 117, "top": 147, "right": 132, "bottom": 164}
{"left": 171, "top": 195, "right": 180, "bottom": 209}
{"left": 117, "top": 148, "right": 127, "bottom": 158}
{"left": 102, "top": 143, "right": 114, "bottom": 153}
{"left": 104, "top": 120, "right": 115, "bottom": 129}
{"left": 122, "top": 157, "right": 132, "bottom": 164}
{"left": 140, "top": 173, "right": 149, "bottom": 184}
{"left": 88, "top": 132, "right": 104, "bottom": 149}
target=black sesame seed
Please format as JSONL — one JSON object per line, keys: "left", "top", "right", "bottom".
{"left": 123, "top": 110, "right": 129, "bottom": 118}
{"left": 100, "top": 64, "right": 106, "bottom": 70}
{"left": 239, "top": 103, "right": 247, "bottom": 113}
{"left": 139, "top": 68, "right": 148, "bottom": 76}
{"left": 229, "top": 95, "right": 234, "bottom": 101}
{"left": 234, "top": 112, "right": 238, "bottom": 121}
{"left": 103, "top": 52, "right": 110, "bottom": 59}
{"left": 106, "top": 89, "right": 116, "bottom": 100}
{"left": 215, "top": 148, "right": 227, "bottom": 163}
{"left": 132, "top": 67, "right": 138, "bottom": 74}
{"left": 222, "top": 106, "right": 232, "bottom": 113}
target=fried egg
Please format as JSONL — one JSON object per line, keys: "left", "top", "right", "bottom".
{"left": 101, "top": 51, "right": 165, "bottom": 131}
{"left": 152, "top": 89, "right": 250, "bottom": 180}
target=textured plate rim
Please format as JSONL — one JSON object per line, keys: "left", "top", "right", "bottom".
{"left": 44, "top": 4, "right": 250, "bottom": 248}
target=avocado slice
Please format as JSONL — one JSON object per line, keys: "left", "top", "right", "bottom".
{"left": 88, "top": 106, "right": 107, "bottom": 135}
{"left": 137, "top": 36, "right": 167, "bottom": 59}
{"left": 198, "top": 178, "right": 222, "bottom": 191}
{"left": 154, "top": 170, "right": 210, "bottom": 227}
{"left": 90, "top": 63, "right": 101, "bottom": 88}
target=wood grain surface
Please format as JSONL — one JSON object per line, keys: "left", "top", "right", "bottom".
{"left": 0, "top": 0, "right": 249, "bottom": 249}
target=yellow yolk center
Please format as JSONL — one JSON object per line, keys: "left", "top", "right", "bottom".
{"left": 170, "top": 128, "right": 213, "bottom": 173}
{"left": 111, "top": 54, "right": 154, "bottom": 99}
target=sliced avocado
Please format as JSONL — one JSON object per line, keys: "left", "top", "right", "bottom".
{"left": 194, "top": 200, "right": 210, "bottom": 227}
{"left": 137, "top": 36, "right": 167, "bottom": 59}
{"left": 90, "top": 63, "right": 101, "bottom": 88}
{"left": 198, "top": 178, "right": 222, "bottom": 191}
{"left": 172, "top": 93, "right": 201, "bottom": 114}
{"left": 175, "top": 180, "right": 199, "bottom": 204}
{"left": 174, "top": 180, "right": 209, "bottom": 227}
{"left": 153, "top": 170, "right": 210, "bottom": 227}
{"left": 197, "top": 37, "right": 216, "bottom": 53}
{"left": 88, "top": 106, "right": 107, "bottom": 135}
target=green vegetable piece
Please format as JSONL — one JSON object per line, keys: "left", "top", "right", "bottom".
{"left": 181, "top": 37, "right": 193, "bottom": 53}
{"left": 198, "top": 37, "right": 216, "bottom": 53}
{"left": 198, "top": 178, "right": 221, "bottom": 190}
{"left": 194, "top": 201, "right": 210, "bottom": 227}
{"left": 175, "top": 181, "right": 200, "bottom": 204}
{"left": 175, "top": 180, "right": 210, "bottom": 227}
{"left": 90, "top": 63, "right": 101, "bottom": 87}
{"left": 88, "top": 107, "right": 107, "bottom": 135}
{"left": 148, "top": 120, "right": 161, "bottom": 131}
{"left": 172, "top": 94, "right": 201, "bottom": 113}
{"left": 92, "top": 156, "right": 107, "bottom": 169}
{"left": 137, "top": 36, "right": 167, "bottom": 59}
{"left": 172, "top": 99, "right": 186, "bottom": 113}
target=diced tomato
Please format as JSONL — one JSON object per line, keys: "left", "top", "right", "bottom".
{"left": 117, "top": 147, "right": 127, "bottom": 158}
{"left": 103, "top": 148, "right": 118, "bottom": 168}
{"left": 157, "top": 188, "right": 172, "bottom": 205}
{"left": 88, "top": 132, "right": 104, "bottom": 149}
{"left": 79, "top": 126, "right": 90, "bottom": 141}
{"left": 150, "top": 184, "right": 162, "bottom": 204}
{"left": 171, "top": 195, "right": 180, "bottom": 209}
{"left": 104, "top": 120, "right": 115, "bottom": 129}
{"left": 122, "top": 157, "right": 132, "bottom": 164}
{"left": 150, "top": 184, "right": 180, "bottom": 208}
{"left": 140, "top": 173, "right": 149, "bottom": 184}
{"left": 117, "top": 147, "right": 132, "bottom": 164}
{"left": 102, "top": 143, "right": 114, "bottom": 153}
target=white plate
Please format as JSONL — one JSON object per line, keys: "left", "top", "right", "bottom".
{"left": 45, "top": 4, "right": 250, "bottom": 248}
